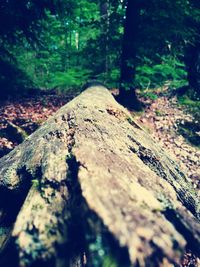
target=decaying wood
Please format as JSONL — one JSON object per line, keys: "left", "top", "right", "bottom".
{"left": 0, "top": 86, "right": 199, "bottom": 267}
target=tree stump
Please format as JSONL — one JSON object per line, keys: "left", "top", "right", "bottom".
{"left": 0, "top": 85, "right": 199, "bottom": 267}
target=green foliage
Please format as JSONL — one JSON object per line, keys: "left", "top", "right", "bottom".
{"left": 135, "top": 56, "right": 188, "bottom": 90}
{"left": 109, "top": 69, "right": 120, "bottom": 87}
{"left": 1, "top": 0, "right": 200, "bottom": 98}
{"left": 50, "top": 68, "right": 91, "bottom": 92}
{"left": 102, "top": 255, "right": 118, "bottom": 267}
{"left": 178, "top": 95, "right": 200, "bottom": 107}
{"left": 31, "top": 179, "right": 40, "bottom": 189}
{"left": 0, "top": 0, "right": 125, "bottom": 95}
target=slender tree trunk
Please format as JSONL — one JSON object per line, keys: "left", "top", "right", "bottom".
{"left": 119, "top": 0, "right": 141, "bottom": 110}
{"left": 99, "top": 0, "right": 110, "bottom": 77}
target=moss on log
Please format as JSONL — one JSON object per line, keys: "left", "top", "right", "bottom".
{"left": 0, "top": 86, "right": 199, "bottom": 267}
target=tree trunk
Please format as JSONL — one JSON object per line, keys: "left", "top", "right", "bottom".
{"left": 119, "top": 0, "right": 141, "bottom": 110}
{"left": 185, "top": 42, "right": 200, "bottom": 96}
{"left": 99, "top": 0, "right": 110, "bottom": 77}
{"left": 0, "top": 85, "right": 199, "bottom": 267}
{"left": 185, "top": 0, "right": 200, "bottom": 96}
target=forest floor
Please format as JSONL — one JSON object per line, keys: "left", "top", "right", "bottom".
{"left": 136, "top": 93, "right": 200, "bottom": 192}
{"left": 0, "top": 93, "right": 75, "bottom": 156}
{"left": 0, "top": 89, "right": 199, "bottom": 266}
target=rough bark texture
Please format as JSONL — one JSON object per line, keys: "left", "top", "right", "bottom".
{"left": 0, "top": 86, "right": 199, "bottom": 267}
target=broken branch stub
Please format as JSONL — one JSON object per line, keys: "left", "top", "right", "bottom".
{"left": 0, "top": 86, "right": 199, "bottom": 266}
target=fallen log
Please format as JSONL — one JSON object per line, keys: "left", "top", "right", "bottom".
{"left": 0, "top": 85, "right": 199, "bottom": 267}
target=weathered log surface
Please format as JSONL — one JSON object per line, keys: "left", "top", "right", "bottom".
{"left": 0, "top": 86, "right": 199, "bottom": 266}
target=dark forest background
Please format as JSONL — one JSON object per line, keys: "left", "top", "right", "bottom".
{"left": 1, "top": 0, "right": 200, "bottom": 106}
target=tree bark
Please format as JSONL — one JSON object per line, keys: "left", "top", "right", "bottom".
{"left": 99, "top": 0, "right": 110, "bottom": 76}
{"left": 185, "top": 42, "right": 200, "bottom": 96}
{"left": 0, "top": 85, "right": 199, "bottom": 267}
{"left": 185, "top": 0, "right": 200, "bottom": 96}
{"left": 119, "top": 0, "right": 141, "bottom": 110}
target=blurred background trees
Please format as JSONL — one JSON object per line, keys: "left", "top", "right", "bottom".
{"left": 0, "top": 0, "right": 200, "bottom": 101}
